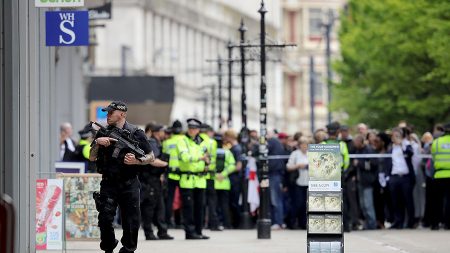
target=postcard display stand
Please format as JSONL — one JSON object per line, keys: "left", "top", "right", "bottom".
{"left": 307, "top": 144, "right": 344, "bottom": 253}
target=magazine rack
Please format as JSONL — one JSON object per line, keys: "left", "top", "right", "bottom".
{"left": 306, "top": 144, "right": 344, "bottom": 253}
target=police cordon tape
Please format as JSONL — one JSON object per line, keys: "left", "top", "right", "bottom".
{"left": 248, "top": 154, "right": 433, "bottom": 160}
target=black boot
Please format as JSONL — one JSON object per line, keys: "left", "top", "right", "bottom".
{"left": 185, "top": 233, "right": 203, "bottom": 240}
{"left": 145, "top": 233, "right": 158, "bottom": 240}
{"left": 158, "top": 233, "right": 174, "bottom": 240}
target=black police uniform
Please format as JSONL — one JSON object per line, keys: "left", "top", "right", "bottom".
{"left": 94, "top": 122, "right": 151, "bottom": 253}
{"left": 138, "top": 137, "right": 172, "bottom": 240}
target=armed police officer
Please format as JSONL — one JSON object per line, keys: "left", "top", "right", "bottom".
{"left": 177, "top": 118, "right": 210, "bottom": 239}
{"left": 139, "top": 123, "right": 174, "bottom": 240}
{"left": 89, "top": 101, "right": 167, "bottom": 253}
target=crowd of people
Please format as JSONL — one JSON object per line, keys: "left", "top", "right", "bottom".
{"left": 59, "top": 104, "right": 450, "bottom": 250}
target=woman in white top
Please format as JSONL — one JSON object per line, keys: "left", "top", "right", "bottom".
{"left": 286, "top": 137, "right": 310, "bottom": 229}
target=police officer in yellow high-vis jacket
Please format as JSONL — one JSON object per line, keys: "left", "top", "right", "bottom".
{"left": 430, "top": 123, "right": 450, "bottom": 230}
{"left": 177, "top": 118, "right": 210, "bottom": 239}
{"left": 214, "top": 135, "right": 236, "bottom": 229}
{"left": 162, "top": 120, "right": 184, "bottom": 227}
{"left": 200, "top": 124, "right": 220, "bottom": 231}
{"left": 321, "top": 122, "right": 351, "bottom": 232}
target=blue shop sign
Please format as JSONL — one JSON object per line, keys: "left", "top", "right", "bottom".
{"left": 46, "top": 11, "right": 89, "bottom": 46}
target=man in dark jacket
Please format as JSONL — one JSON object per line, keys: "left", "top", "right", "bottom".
{"left": 353, "top": 135, "right": 378, "bottom": 229}
{"left": 267, "top": 135, "right": 286, "bottom": 229}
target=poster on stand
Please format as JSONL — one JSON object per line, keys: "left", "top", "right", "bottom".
{"left": 58, "top": 174, "right": 102, "bottom": 240}
{"left": 36, "top": 179, "right": 64, "bottom": 250}
{"left": 308, "top": 144, "right": 342, "bottom": 191}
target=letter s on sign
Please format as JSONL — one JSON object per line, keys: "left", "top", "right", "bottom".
{"left": 59, "top": 20, "right": 76, "bottom": 44}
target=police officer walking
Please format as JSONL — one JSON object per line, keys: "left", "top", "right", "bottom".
{"left": 163, "top": 120, "right": 184, "bottom": 227}
{"left": 177, "top": 118, "right": 210, "bottom": 239}
{"left": 431, "top": 123, "right": 450, "bottom": 230}
{"left": 89, "top": 101, "right": 166, "bottom": 253}
{"left": 139, "top": 123, "right": 174, "bottom": 240}
{"left": 200, "top": 124, "right": 220, "bottom": 231}
{"left": 214, "top": 134, "right": 236, "bottom": 229}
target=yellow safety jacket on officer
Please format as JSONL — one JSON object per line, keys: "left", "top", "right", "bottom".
{"left": 200, "top": 133, "right": 217, "bottom": 180}
{"left": 79, "top": 139, "right": 91, "bottom": 160}
{"left": 431, "top": 134, "right": 450, "bottom": 179}
{"left": 163, "top": 133, "right": 184, "bottom": 181}
{"left": 214, "top": 148, "right": 236, "bottom": 190}
{"left": 177, "top": 134, "right": 207, "bottom": 189}
{"left": 321, "top": 140, "right": 350, "bottom": 170}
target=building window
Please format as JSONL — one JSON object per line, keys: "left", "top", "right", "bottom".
{"left": 314, "top": 72, "right": 324, "bottom": 106}
{"left": 309, "top": 8, "right": 322, "bottom": 39}
{"left": 289, "top": 75, "right": 297, "bottom": 107}
{"left": 288, "top": 11, "right": 297, "bottom": 43}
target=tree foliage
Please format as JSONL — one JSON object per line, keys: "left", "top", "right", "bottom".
{"left": 333, "top": 0, "right": 450, "bottom": 132}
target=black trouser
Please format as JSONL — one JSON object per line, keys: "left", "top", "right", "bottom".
{"left": 140, "top": 177, "right": 167, "bottom": 237}
{"left": 431, "top": 178, "right": 450, "bottom": 228}
{"left": 389, "top": 175, "right": 415, "bottom": 228}
{"left": 343, "top": 176, "right": 359, "bottom": 230}
{"left": 206, "top": 179, "right": 219, "bottom": 228}
{"left": 97, "top": 177, "right": 140, "bottom": 253}
{"left": 180, "top": 188, "right": 205, "bottom": 235}
{"left": 229, "top": 173, "right": 241, "bottom": 228}
{"left": 423, "top": 176, "right": 438, "bottom": 226}
{"left": 165, "top": 178, "right": 179, "bottom": 225}
{"left": 216, "top": 190, "right": 231, "bottom": 228}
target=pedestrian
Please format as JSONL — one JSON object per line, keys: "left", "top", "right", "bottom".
{"left": 214, "top": 134, "right": 237, "bottom": 229}
{"left": 139, "top": 123, "right": 174, "bottom": 240}
{"left": 60, "top": 122, "right": 77, "bottom": 161}
{"left": 430, "top": 123, "right": 450, "bottom": 230}
{"left": 267, "top": 133, "right": 286, "bottom": 230}
{"left": 199, "top": 124, "right": 220, "bottom": 231}
{"left": 286, "top": 137, "right": 309, "bottom": 229}
{"left": 224, "top": 129, "right": 244, "bottom": 228}
{"left": 162, "top": 120, "right": 184, "bottom": 228}
{"left": 353, "top": 135, "right": 378, "bottom": 230}
{"left": 177, "top": 118, "right": 210, "bottom": 239}
{"left": 385, "top": 127, "right": 415, "bottom": 229}
{"left": 89, "top": 101, "right": 166, "bottom": 253}
{"left": 373, "top": 132, "right": 394, "bottom": 228}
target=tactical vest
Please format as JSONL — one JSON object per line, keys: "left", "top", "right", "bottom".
{"left": 96, "top": 122, "right": 139, "bottom": 177}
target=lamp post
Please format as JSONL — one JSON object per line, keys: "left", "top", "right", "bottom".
{"left": 257, "top": 0, "right": 271, "bottom": 239}
{"left": 227, "top": 41, "right": 233, "bottom": 128}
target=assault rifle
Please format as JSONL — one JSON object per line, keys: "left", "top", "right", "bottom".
{"left": 91, "top": 121, "right": 146, "bottom": 160}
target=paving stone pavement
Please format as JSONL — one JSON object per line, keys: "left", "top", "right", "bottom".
{"left": 38, "top": 228, "right": 450, "bottom": 253}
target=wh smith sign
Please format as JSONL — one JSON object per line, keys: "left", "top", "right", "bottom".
{"left": 46, "top": 11, "right": 89, "bottom": 46}
{"left": 36, "top": 0, "right": 84, "bottom": 8}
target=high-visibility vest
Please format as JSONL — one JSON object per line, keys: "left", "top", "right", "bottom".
{"left": 162, "top": 134, "right": 183, "bottom": 181}
{"left": 214, "top": 148, "right": 236, "bottom": 190}
{"left": 321, "top": 140, "right": 350, "bottom": 170}
{"left": 200, "top": 133, "right": 217, "bottom": 180}
{"left": 177, "top": 134, "right": 207, "bottom": 189}
{"left": 431, "top": 134, "right": 450, "bottom": 179}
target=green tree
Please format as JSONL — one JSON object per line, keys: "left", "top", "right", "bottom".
{"left": 333, "top": 0, "right": 450, "bottom": 132}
